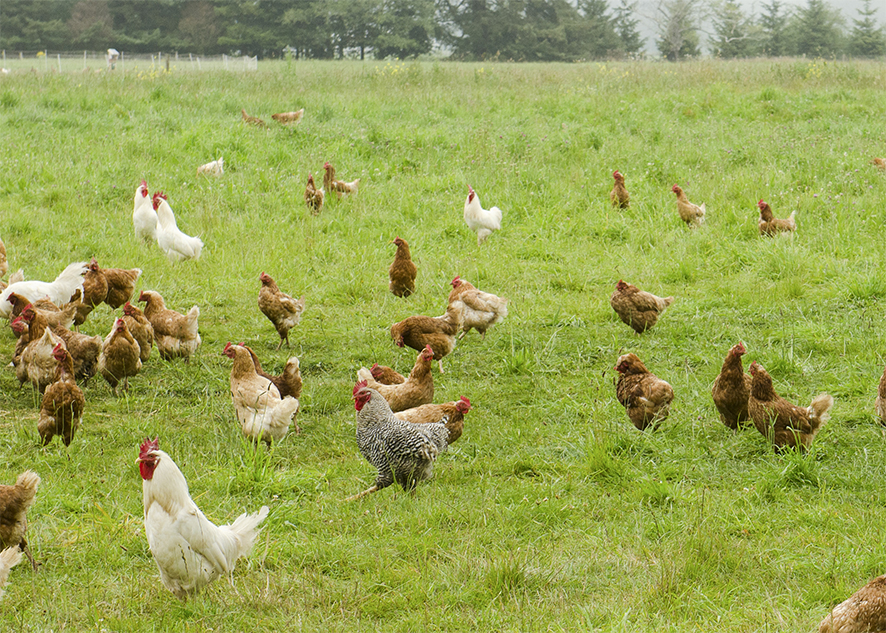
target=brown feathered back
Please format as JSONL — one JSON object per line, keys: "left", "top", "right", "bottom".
{"left": 389, "top": 237, "right": 417, "bottom": 298}
{"left": 615, "top": 353, "right": 674, "bottom": 430}
{"left": 711, "top": 342, "right": 752, "bottom": 430}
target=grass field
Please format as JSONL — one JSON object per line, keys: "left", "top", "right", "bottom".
{"left": 1, "top": 58, "right": 886, "bottom": 631}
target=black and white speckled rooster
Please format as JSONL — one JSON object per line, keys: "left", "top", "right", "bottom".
{"left": 347, "top": 381, "right": 449, "bottom": 501}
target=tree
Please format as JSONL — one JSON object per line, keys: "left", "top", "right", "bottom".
{"left": 710, "top": 0, "right": 758, "bottom": 57}
{"left": 791, "top": 0, "right": 844, "bottom": 57}
{"left": 612, "top": 0, "right": 644, "bottom": 54}
{"left": 576, "top": 0, "right": 622, "bottom": 58}
{"left": 374, "top": 0, "right": 435, "bottom": 59}
{"left": 848, "top": 0, "right": 886, "bottom": 58}
{"left": 758, "top": 0, "right": 789, "bottom": 56}
{"left": 652, "top": 0, "right": 703, "bottom": 60}
{"left": 178, "top": 1, "right": 221, "bottom": 53}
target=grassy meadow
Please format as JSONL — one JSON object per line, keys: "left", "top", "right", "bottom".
{"left": 1, "top": 58, "right": 886, "bottom": 631}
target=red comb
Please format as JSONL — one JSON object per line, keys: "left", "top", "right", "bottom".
{"left": 353, "top": 380, "right": 368, "bottom": 396}
{"left": 139, "top": 436, "right": 160, "bottom": 458}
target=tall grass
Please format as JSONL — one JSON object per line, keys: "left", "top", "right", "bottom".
{"left": 0, "top": 58, "right": 885, "bottom": 630}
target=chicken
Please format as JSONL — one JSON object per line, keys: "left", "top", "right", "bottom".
{"left": 0, "top": 268, "right": 23, "bottom": 293}
{"left": 138, "top": 290, "right": 201, "bottom": 362}
{"left": 241, "top": 344, "right": 302, "bottom": 399}
{"left": 223, "top": 343, "right": 300, "bottom": 443}
{"left": 197, "top": 157, "right": 224, "bottom": 176}
{"left": 38, "top": 344, "right": 85, "bottom": 446}
{"left": 873, "top": 157, "right": 886, "bottom": 171}
{"left": 137, "top": 437, "right": 269, "bottom": 601}
{"left": 747, "top": 361, "right": 833, "bottom": 451}
{"left": 241, "top": 108, "right": 266, "bottom": 127}
{"left": 271, "top": 109, "right": 304, "bottom": 125}
{"left": 0, "top": 235, "right": 7, "bottom": 279}
{"left": 671, "top": 184, "right": 706, "bottom": 227}
{"left": 370, "top": 363, "right": 405, "bottom": 385}
{"left": 322, "top": 162, "right": 360, "bottom": 196}
{"left": 10, "top": 317, "right": 29, "bottom": 371}
{"left": 258, "top": 272, "right": 305, "bottom": 350}
{"left": 152, "top": 192, "right": 203, "bottom": 262}
{"left": 0, "top": 261, "right": 86, "bottom": 318}
{"left": 356, "top": 345, "right": 435, "bottom": 413}
{"left": 0, "top": 471, "right": 40, "bottom": 572}
{"left": 610, "top": 170, "right": 630, "bottom": 209}
{"left": 21, "top": 304, "right": 101, "bottom": 384}
{"left": 463, "top": 185, "right": 502, "bottom": 246}
{"left": 0, "top": 547, "right": 23, "bottom": 599}
{"left": 610, "top": 280, "right": 674, "bottom": 334}
{"left": 20, "top": 325, "right": 63, "bottom": 393}
{"left": 102, "top": 266, "right": 142, "bottom": 309}
{"left": 98, "top": 318, "right": 142, "bottom": 395}
{"left": 6, "top": 292, "right": 75, "bottom": 330}
{"left": 73, "top": 257, "right": 110, "bottom": 326}
{"left": 389, "top": 237, "right": 417, "bottom": 298}
{"left": 819, "top": 574, "right": 886, "bottom": 633}
{"left": 304, "top": 173, "right": 324, "bottom": 214}
{"left": 447, "top": 276, "right": 508, "bottom": 339}
{"left": 757, "top": 200, "right": 796, "bottom": 236}
{"left": 390, "top": 300, "right": 465, "bottom": 373}
{"left": 615, "top": 353, "right": 675, "bottom": 430}
{"left": 395, "top": 396, "right": 471, "bottom": 444}
{"left": 122, "top": 301, "right": 153, "bottom": 362}
{"left": 711, "top": 342, "right": 752, "bottom": 430}
{"left": 133, "top": 179, "right": 158, "bottom": 243}
{"left": 347, "top": 381, "right": 449, "bottom": 501}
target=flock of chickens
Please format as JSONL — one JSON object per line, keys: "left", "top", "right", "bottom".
{"left": 0, "top": 104, "right": 883, "bottom": 629}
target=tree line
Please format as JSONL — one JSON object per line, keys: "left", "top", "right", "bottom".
{"left": 0, "top": 0, "right": 883, "bottom": 61}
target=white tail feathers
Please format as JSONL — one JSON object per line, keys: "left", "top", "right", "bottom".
{"left": 15, "top": 470, "right": 41, "bottom": 494}
{"left": 226, "top": 505, "right": 269, "bottom": 559}
{"left": 0, "top": 546, "right": 23, "bottom": 599}
{"left": 807, "top": 394, "right": 834, "bottom": 431}
{"left": 787, "top": 210, "right": 797, "bottom": 230}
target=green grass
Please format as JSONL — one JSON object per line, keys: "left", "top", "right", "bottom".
{"left": 1, "top": 58, "right": 886, "bottom": 631}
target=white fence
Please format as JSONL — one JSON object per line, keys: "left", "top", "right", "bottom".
{"left": 0, "top": 51, "right": 259, "bottom": 74}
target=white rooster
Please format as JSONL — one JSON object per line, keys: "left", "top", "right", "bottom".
{"left": 0, "top": 261, "right": 86, "bottom": 318}
{"left": 0, "top": 547, "right": 22, "bottom": 600}
{"left": 132, "top": 180, "right": 157, "bottom": 243}
{"left": 152, "top": 192, "right": 204, "bottom": 262}
{"left": 463, "top": 185, "right": 502, "bottom": 246}
{"left": 137, "top": 437, "right": 269, "bottom": 601}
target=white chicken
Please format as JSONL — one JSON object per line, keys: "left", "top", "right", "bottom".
{"left": 463, "top": 185, "right": 502, "bottom": 246}
{"left": 0, "top": 547, "right": 22, "bottom": 600}
{"left": 137, "top": 437, "right": 269, "bottom": 601}
{"left": 0, "top": 261, "right": 86, "bottom": 318}
{"left": 197, "top": 158, "right": 224, "bottom": 176}
{"left": 132, "top": 180, "right": 158, "bottom": 243}
{"left": 152, "top": 192, "right": 204, "bottom": 262}
{"left": 223, "top": 343, "right": 300, "bottom": 444}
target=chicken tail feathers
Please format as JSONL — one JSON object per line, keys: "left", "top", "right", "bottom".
{"left": 807, "top": 394, "right": 834, "bottom": 432}
{"left": 15, "top": 470, "right": 41, "bottom": 495}
{"left": 226, "top": 505, "right": 270, "bottom": 558}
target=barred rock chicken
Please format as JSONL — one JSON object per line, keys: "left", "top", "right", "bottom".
{"left": 610, "top": 280, "right": 674, "bottom": 334}
{"left": 873, "top": 157, "right": 886, "bottom": 171}
{"left": 757, "top": 200, "right": 796, "bottom": 236}
{"left": 395, "top": 396, "right": 471, "bottom": 444}
{"left": 132, "top": 180, "right": 157, "bottom": 243}
{"left": 819, "top": 574, "right": 886, "bottom": 633}
{"left": 137, "top": 438, "right": 269, "bottom": 601}
{"left": 304, "top": 173, "right": 324, "bottom": 214}
{"left": 223, "top": 343, "right": 300, "bottom": 443}
{"left": 464, "top": 185, "right": 502, "bottom": 246}
{"left": 241, "top": 108, "right": 266, "bottom": 127}
{"left": 153, "top": 192, "right": 203, "bottom": 262}
{"left": 258, "top": 272, "right": 305, "bottom": 350}
{"left": 0, "top": 470, "right": 40, "bottom": 572}
{"left": 0, "top": 261, "right": 87, "bottom": 318}
{"left": 98, "top": 318, "right": 142, "bottom": 395}
{"left": 748, "top": 361, "right": 833, "bottom": 451}
{"left": 241, "top": 344, "right": 302, "bottom": 399}
{"left": 610, "top": 170, "right": 630, "bottom": 209}
{"left": 447, "top": 276, "right": 508, "bottom": 339}
{"left": 138, "top": 291, "right": 201, "bottom": 362}
{"left": 347, "top": 381, "right": 449, "bottom": 501}
{"left": 389, "top": 237, "right": 417, "bottom": 298}
{"left": 38, "top": 344, "right": 85, "bottom": 446}
{"left": 323, "top": 162, "right": 360, "bottom": 196}
{"left": 615, "top": 353, "right": 674, "bottom": 430}
{"left": 271, "top": 109, "right": 304, "bottom": 125}
{"left": 672, "top": 184, "right": 706, "bottom": 227}
{"left": 390, "top": 301, "right": 465, "bottom": 373}
{"left": 711, "top": 342, "right": 752, "bottom": 430}
{"left": 0, "top": 547, "right": 23, "bottom": 599}
{"left": 356, "top": 345, "right": 435, "bottom": 413}
{"left": 21, "top": 304, "right": 101, "bottom": 384}
{"left": 370, "top": 363, "right": 405, "bottom": 385}
{"left": 197, "top": 158, "right": 224, "bottom": 176}
{"left": 122, "top": 301, "right": 153, "bottom": 362}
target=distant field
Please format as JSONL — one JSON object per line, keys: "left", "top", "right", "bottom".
{"left": 1, "top": 59, "right": 886, "bottom": 631}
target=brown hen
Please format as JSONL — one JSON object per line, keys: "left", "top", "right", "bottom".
{"left": 711, "top": 342, "right": 752, "bottom": 430}
{"left": 615, "top": 353, "right": 674, "bottom": 430}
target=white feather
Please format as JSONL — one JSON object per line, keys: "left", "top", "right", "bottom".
{"left": 155, "top": 197, "right": 204, "bottom": 262}
{"left": 0, "top": 261, "right": 86, "bottom": 318}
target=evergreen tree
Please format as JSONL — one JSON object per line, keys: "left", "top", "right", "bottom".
{"left": 374, "top": 0, "right": 435, "bottom": 59}
{"left": 612, "top": 0, "right": 644, "bottom": 54}
{"left": 758, "top": 0, "right": 789, "bottom": 56}
{"left": 848, "top": 0, "right": 886, "bottom": 58}
{"left": 654, "top": 0, "right": 703, "bottom": 61}
{"left": 711, "top": 0, "right": 757, "bottom": 57}
{"left": 791, "top": 0, "right": 844, "bottom": 57}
